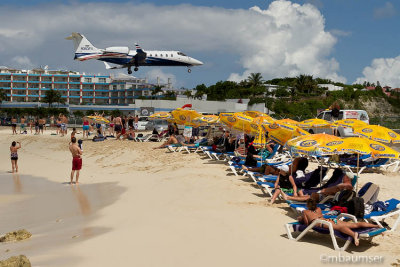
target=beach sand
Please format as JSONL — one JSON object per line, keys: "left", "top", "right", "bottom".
{"left": 0, "top": 128, "right": 399, "bottom": 266}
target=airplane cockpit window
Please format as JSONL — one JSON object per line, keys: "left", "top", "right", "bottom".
{"left": 177, "top": 52, "right": 187, "bottom": 56}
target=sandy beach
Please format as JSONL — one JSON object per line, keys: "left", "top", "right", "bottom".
{"left": 0, "top": 127, "right": 399, "bottom": 266}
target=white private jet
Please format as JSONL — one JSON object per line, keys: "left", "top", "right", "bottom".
{"left": 66, "top": 32, "right": 203, "bottom": 74}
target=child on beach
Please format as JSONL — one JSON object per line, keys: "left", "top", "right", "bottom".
{"left": 299, "top": 197, "right": 380, "bottom": 246}
{"left": 10, "top": 141, "right": 21, "bottom": 173}
{"left": 69, "top": 137, "right": 82, "bottom": 184}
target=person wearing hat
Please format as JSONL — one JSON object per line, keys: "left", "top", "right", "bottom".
{"left": 270, "top": 164, "right": 298, "bottom": 204}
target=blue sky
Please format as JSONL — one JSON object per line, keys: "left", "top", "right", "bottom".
{"left": 1, "top": 0, "right": 399, "bottom": 88}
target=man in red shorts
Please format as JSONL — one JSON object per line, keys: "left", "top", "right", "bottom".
{"left": 69, "top": 137, "right": 83, "bottom": 184}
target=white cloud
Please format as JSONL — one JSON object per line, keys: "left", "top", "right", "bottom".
{"left": 355, "top": 55, "right": 400, "bottom": 87}
{"left": 0, "top": 0, "right": 346, "bottom": 85}
{"left": 374, "top": 2, "right": 396, "bottom": 19}
{"left": 10, "top": 56, "right": 34, "bottom": 68}
{"left": 145, "top": 68, "right": 178, "bottom": 87}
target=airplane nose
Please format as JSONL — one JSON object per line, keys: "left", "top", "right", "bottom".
{"left": 191, "top": 58, "right": 203, "bottom": 66}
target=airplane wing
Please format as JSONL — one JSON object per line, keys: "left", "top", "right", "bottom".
{"left": 104, "top": 62, "right": 126, "bottom": 70}
{"left": 134, "top": 43, "right": 147, "bottom": 64}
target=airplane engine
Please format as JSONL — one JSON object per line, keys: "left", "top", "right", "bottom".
{"left": 105, "top": 46, "right": 129, "bottom": 54}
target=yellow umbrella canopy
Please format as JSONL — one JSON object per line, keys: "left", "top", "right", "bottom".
{"left": 298, "top": 118, "right": 331, "bottom": 128}
{"left": 219, "top": 113, "right": 235, "bottom": 128}
{"left": 149, "top": 111, "right": 171, "bottom": 120}
{"left": 230, "top": 112, "right": 260, "bottom": 134}
{"left": 86, "top": 116, "right": 110, "bottom": 124}
{"left": 264, "top": 123, "right": 310, "bottom": 146}
{"left": 321, "top": 137, "right": 400, "bottom": 159}
{"left": 287, "top": 133, "right": 341, "bottom": 156}
{"left": 353, "top": 125, "right": 400, "bottom": 144}
{"left": 195, "top": 115, "right": 220, "bottom": 124}
{"left": 253, "top": 116, "right": 275, "bottom": 127}
{"left": 171, "top": 108, "right": 202, "bottom": 126}
{"left": 253, "top": 129, "right": 267, "bottom": 148}
{"left": 330, "top": 119, "right": 367, "bottom": 129}
{"left": 243, "top": 111, "right": 263, "bottom": 118}
{"left": 275, "top": 118, "right": 299, "bottom": 126}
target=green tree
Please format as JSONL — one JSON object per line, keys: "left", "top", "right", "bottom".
{"left": 293, "top": 74, "right": 317, "bottom": 95}
{"left": 73, "top": 110, "right": 84, "bottom": 118}
{"left": 0, "top": 88, "right": 8, "bottom": 103}
{"left": 110, "top": 109, "right": 122, "bottom": 117}
{"left": 247, "top": 73, "right": 264, "bottom": 88}
{"left": 151, "top": 85, "right": 163, "bottom": 99}
{"left": 41, "top": 89, "right": 63, "bottom": 107}
{"left": 183, "top": 90, "right": 193, "bottom": 99}
{"left": 194, "top": 84, "right": 208, "bottom": 99}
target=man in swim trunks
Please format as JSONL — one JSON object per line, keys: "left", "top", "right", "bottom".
{"left": 38, "top": 117, "right": 45, "bottom": 134}
{"left": 20, "top": 116, "right": 26, "bottom": 134}
{"left": 69, "top": 137, "right": 83, "bottom": 184}
{"left": 114, "top": 116, "right": 122, "bottom": 139}
{"left": 11, "top": 117, "right": 17, "bottom": 135}
{"left": 134, "top": 115, "right": 139, "bottom": 131}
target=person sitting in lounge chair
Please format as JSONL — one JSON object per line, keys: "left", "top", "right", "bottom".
{"left": 281, "top": 169, "right": 353, "bottom": 202}
{"left": 123, "top": 126, "right": 136, "bottom": 140}
{"left": 154, "top": 134, "right": 183, "bottom": 149}
{"left": 243, "top": 157, "right": 308, "bottom": 177}
{"left": 299, "top": 197, "right": 381, "bottom": 246}
{"left": 270, "top": 165, "right": 298, "bottom": 204}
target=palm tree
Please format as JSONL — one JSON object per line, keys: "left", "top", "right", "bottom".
{"left": 293, "top": 74, "right": 317, "bottom": 95}
{"left": 183, "top": 90, "right": 193, "bottom": 99}
{"left": 151, "top": 85, "right": 163, "bottom": 99}
{"left": 247, "top": 73, "right": 264, "bottom": 88}
{"left": 41, "top": 89, "right": 63, "bottom": 107}
{"left": 0, "top": 88, "right": 8, "bottom": 104}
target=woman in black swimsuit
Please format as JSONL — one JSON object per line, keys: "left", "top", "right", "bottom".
{"left": 10, "top": 141, "right": 21, "bottom": 173}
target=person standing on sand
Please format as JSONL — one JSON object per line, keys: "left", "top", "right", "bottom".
{"left": 114, "top": 115, "right": 122, "bottom": 139}
{"left": 69, "top": 137, "right": 82, "bottom": 184}
{"left": 11, "top": 117, "right": 17, "bottom": 135}
{"left": 10, "top": 141, "right": 21, "bottom": 173}
{"left": 134, "top": 115, "right": 139, "bottom": 131}
{"left": 20, "top": 116, "right": 26, "bottom": 134}
{"left": 82, "top": 117, "right": 89, "bottom": 139}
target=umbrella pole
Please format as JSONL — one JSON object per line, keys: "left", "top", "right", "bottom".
{"left": 356, "top": 153, "right": 360, "bottom": 192}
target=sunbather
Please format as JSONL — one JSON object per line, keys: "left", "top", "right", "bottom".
{"left": 299, "top": 197, "right": 381, "bottom": 246}
{"left": 281, "top": 169, "right": 353, "bottom": 202}
{"left": 270, "top": 165, "right": 298, "bottom": 204}
{"left": 154, "top": 134, "right": 182, "bottom": 149}
{"left": 243, "top": 157, "right": 308, "bottom": 177}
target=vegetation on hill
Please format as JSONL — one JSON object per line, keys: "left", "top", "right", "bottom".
{"left": 193, "top": 73, "right": 400, "bottom": 124}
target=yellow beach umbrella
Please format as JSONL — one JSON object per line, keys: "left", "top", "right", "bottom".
{"left": 231, "top": 113, "right": 260, "bottom": 134}
{"left": 275, "top": 118, "right": 299, "bottom": 126}
{"left": 264, "top": 123, "right": 310, "bottom": 146}
{"left": 219, "top": 113, "right": 235, "bottom": 128}
{"left": 321, "top": 137, "right": 400, "bottom": 159}
{"left": 353, "top": 125, "right": 400, "bottom": 144}
{"left": 253, "top": 129, "right": 267, "bottom": 149}
{"left": 86, "top": 116, "right": 110, "bottom": 124}
{"left": 243, "top": 111, "right": 263, "bottom": 118}
{"left": 253, "top": 115, "right": 275, "bottom": 126}
{"left": 330, "top": 119, "right": 367, "bottom": 129}
{"left": 298, "top": 118, "right": 331, "bottom": 128}
{"left": 197, "top": 115, "right": 220, "bottom": 124}
{"left": 287, "top": 133, "right": 341, "bottom": 156}
{"left": 149, "top": 111, "right": 171, "bottom": 120}
{"left": 171, "top": 108, "right": 202, "bottom": 126}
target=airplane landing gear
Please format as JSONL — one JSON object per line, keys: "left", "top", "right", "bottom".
{"left": 188, "top": 68, "right": 192, "bottom": 73}
{"left": 128, "top": 67, "right": 132, "bottom": 74}
{"left": 134, "top": 67, "right": 139, "bottom": 72}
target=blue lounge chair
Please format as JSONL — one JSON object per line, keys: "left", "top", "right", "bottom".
{"left": 285, "top": 217, "right": 386, "bottom": 251}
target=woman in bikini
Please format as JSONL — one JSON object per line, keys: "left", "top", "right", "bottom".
{"left": 299, "top": 197, "right": 381, "bottom": 246}
{"left": 10, "top": 141, "right": 21, "bottom": 173}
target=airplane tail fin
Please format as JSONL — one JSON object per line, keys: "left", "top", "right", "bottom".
{"left": 65, "top": 33, "right": 101, "bottom": 60}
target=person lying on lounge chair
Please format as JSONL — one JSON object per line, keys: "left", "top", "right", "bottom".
{"left": 153, "top": 134, "right": 184, "bottom": 149}
{"left": 281, "top": 170, "right": 353, "bottom": 202}
{"left": 122, "top": 126, "right": 135, "bottom": 140}
{"left": 243, "top": 157, "right": 308, "bottom": 177}
{"left": 299, "top": 197, "right": 381, "bottom": 246}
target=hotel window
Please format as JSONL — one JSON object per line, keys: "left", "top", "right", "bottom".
{"left": 99, "top": 78, "right": 106, "bottom": 83}
{"left": 84, "top": 78, "right": 92, "bottom": 83}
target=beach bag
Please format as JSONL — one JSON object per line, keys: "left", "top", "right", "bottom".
{"left": 345, "top": 197, "right": 365, "bottom": 218}
{"left": 333, "top": 190, "right": 356, "bottom": 206}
